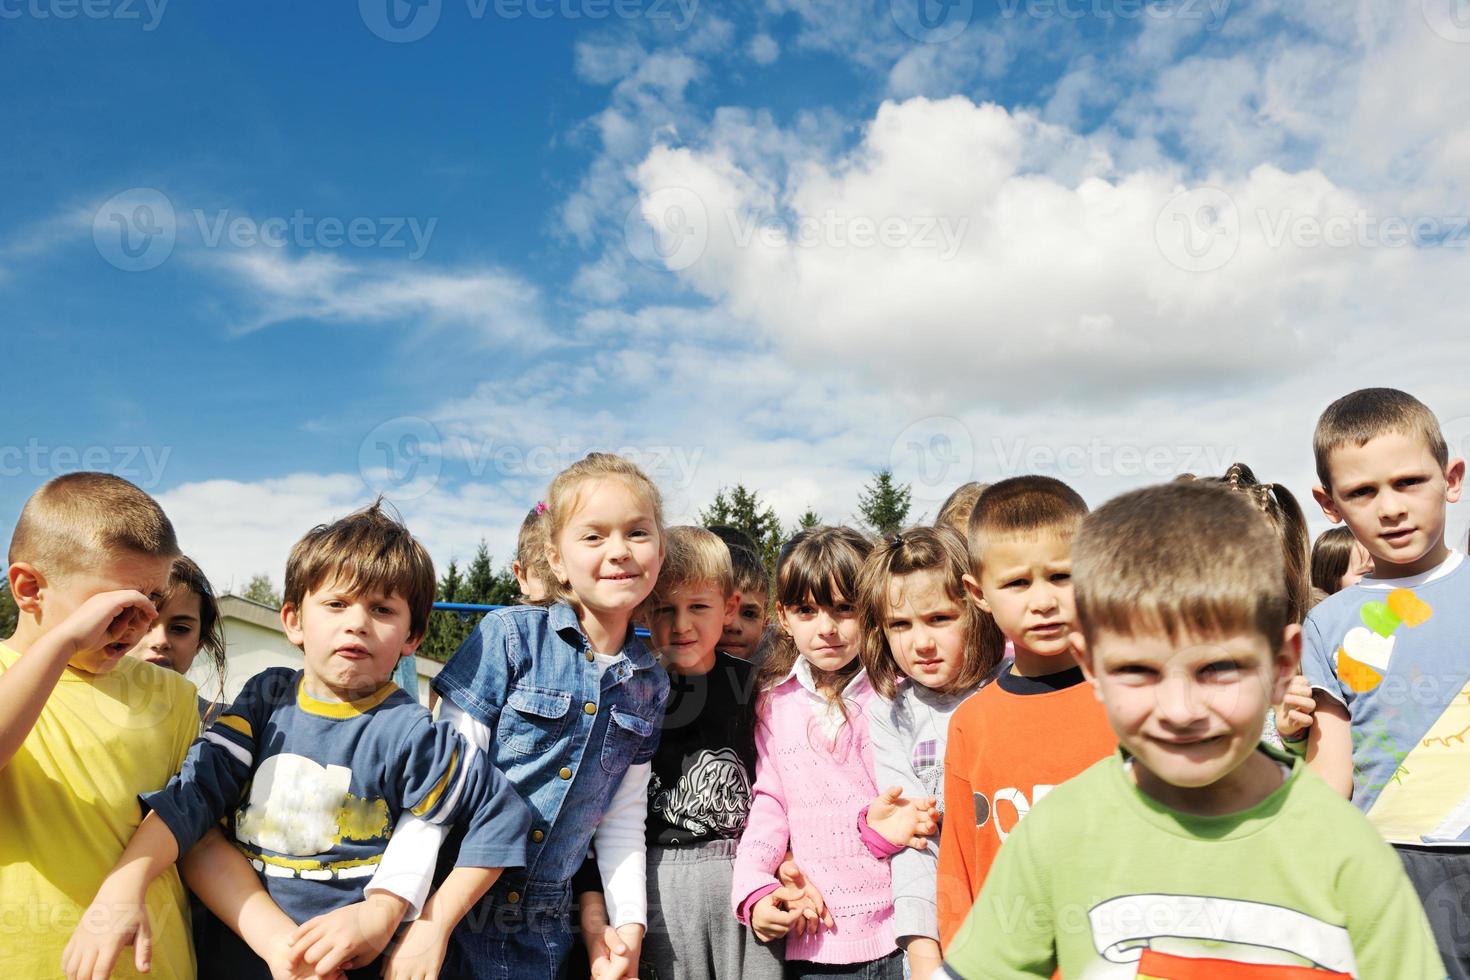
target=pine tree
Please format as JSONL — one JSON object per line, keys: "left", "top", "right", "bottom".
{"left": 794, "top": 509, "right": 822, "bottom": 533}
{"left": 857, "top": 468, "right": 913, "bottom": 537}
{"left": 418, "top": 546, "right": 521, "bottom": 663}
{"left": 701, "top": 485, "right": 784, "bottom": 576}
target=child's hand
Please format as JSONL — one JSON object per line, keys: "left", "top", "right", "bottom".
{"left": 379, "top": 915, "right": 451, "bottom": 980}
{"left": 750, "top": 886, "right": 808, "bottom": 943}
{"left": 264, "top": 944, "right": 346, "bottom": 980}
{"left": 777, "top": 858, "right": 834, "bottom": 936}
{"left": 287, "top": 892, "right": 408, "bottom": 976}
{"left": 866, "top": 785, "right": 938, "bottom": 850}
{"left": 51, "top": 590, "right": 157, "bottom": 661}
{"left": 61, "top": 883, "right": 152, "bottom": 980}
{"left": 588, "top": 924, "right": 642, "bottom": 980}
{"left": 1275, "top": 674, "right": 1316, "bottom": 739}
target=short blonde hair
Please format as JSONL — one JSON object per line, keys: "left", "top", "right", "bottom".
{"left": 935, "top": 482, "right": 988, "bottom": 539}
{"left": 514, "top": 505, "right": 553, "bottom": 600}
{"left": 967, "top": 476, "right": 1087, "bottom": 572}
{"left": 649, "top": 526, "right": 734, "bottom": 604}
{"left": 1314, "top": 387, "right": 1448, "bottom": 490}
{"left": 283, "top": 499, "right": 436, "bottom": 641}
{"left": 1073, "top": 482, "right": 1288, "bottom": 646}
{"left": 542, "top": 453, "right": 665, "bottom": 607}
{"left": 9, "top": 472, "right": 178, "bottom": 576}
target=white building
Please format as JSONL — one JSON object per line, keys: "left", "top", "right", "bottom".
{"left": 189, "top": 594, "right": 440, "bottom": 707}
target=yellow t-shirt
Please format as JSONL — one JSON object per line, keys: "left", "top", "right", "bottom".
{"left": 0, "top": 642, "right": 200, "bottom": 980}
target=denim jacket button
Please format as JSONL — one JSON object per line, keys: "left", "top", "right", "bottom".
{"left": 585, "top": 651, "right": 595, "bottom": 663}
{"left": 531, "top": 829, "right": 544, "bottom": 842}
{"left": 583, "top": 702, "right": 597, "bottom": 715}
{"left": 559, "top": 766, "right": 573, "bottom": 780}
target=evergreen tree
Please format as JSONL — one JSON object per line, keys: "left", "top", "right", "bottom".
{"left": 794, "top": 509, "right": 822, "bottom": 533}
{"left": 701, "top": 485, "right": 783, "bottom": 576}
{"left": 418, "top": 545, "right": 521, "bottom": 663}
{"left": 857, "top": 468, "right": 913, "bottom": 537}
{"left": 241, "top": 574, "right": 282, "bottom": 609}
{"left": 0, "top": 580, "right": 17, "bottom": 639}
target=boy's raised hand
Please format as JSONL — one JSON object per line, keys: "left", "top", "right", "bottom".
{"left": 1275, "top": 673, "right": 1317, "bottom": 739}
{"left": 777, "top": 858, "right": 834, "bottom": 936}
{"left": 51, "top": 590, "right": 158, "bottom": 661}
{"left": 61, "top": 886, "right": 152, "bottom": 980}
{"left": 288, "top": 892, "right": 408, "bottom": 976}
{"left": 866, "top": 785, "right": 938, "bottom": 850}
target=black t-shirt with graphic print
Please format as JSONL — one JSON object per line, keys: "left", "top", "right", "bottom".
{"left": 646, "top": 652, "right": 760, "bottom": 847}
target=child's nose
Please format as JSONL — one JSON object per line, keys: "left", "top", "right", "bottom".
{"left": 1155, "top": 677, "right": 1204, "bottom": 726}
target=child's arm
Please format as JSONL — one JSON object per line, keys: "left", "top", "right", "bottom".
{"left": 592, "top": 760, "right": 653, "bottom": 977}
{"left": 1306, "top": 694, "right": 1354, "bottom": 798}
{"left": 865, "top": 785, "right": 938, "bottom": 852}
{"left": 731, "top": 709, "right": 795, "bottom": 931}
{"left": 382, "top": 867, "right": 500, "bottom": 980}
{"left": 0, "top": 589, "right": 155, "bottom": 771}
{"left": 61, "top": 812, "right": 180, "bottom": 980}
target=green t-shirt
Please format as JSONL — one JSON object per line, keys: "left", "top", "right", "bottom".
{"left": 943, "top": 746, "right": 1444, "bottom": 979}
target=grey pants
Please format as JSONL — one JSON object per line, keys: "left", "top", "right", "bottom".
{"left": 1396, "top": 845, "right": 1470, "bottom": 980}
{"left": 641, "top": 838, "right": 785, "bottom": 980}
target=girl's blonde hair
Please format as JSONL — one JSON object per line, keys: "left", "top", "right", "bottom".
{"left": 857, "top": 525, "right": 1005, "bottom": 700}
{"left": 756, "top": 526, "right": 874, "bottom": 719}
{"left": 1197, "top": 463, "right": 1312, "bottom": 624}
{"left": 541, "top": 453, "right": 666, "bottom": 609}
{"left": 514, "top": 504, "right": 553, "bottom": 603}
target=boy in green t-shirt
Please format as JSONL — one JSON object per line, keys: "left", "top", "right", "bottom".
{"left": 942, "top": 481, "right": 1443, "bottom": 980}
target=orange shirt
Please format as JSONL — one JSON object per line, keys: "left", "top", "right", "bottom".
{"left": 936, "top": 667, "right": 1115, "bottom": 949}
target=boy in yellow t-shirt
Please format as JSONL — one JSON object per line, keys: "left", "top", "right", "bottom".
{"left": 0, "top": 472, "right": 200, "bottom": 980}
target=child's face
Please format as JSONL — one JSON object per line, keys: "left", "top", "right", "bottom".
{"left": 127, "top": 587, "right": 203, "bottom": 675}
{"left": 882, "top": 569, "right": 968, "bottom": 691}
{"left": 967, "top": 530, "right": 1075, "bottom": 660}
{"left": 1341, "top": 540, "right": 1374, "bottom": 591}
{"left": 548, "top": 479, "right": 663, "bottom": 618}
{"left": 35, "top": 552, "right": 172, "bottom": 674}
{"left": 1078, "top": 626, "right": 1298, "bottom": 810}
{"left": 777, "top": 590, "right": 861, "bottom": 674}
{"left": 719, "top": 589, "right": 768, "bottom": 660}
{"left": 282, "top": 578, "right": 420, "bottom": 701}
{"left": 647, "top": 580, "right": 737, "bottom": 675}
{"left": 1316, "top": 431, "right": 1464, "bottom": 578}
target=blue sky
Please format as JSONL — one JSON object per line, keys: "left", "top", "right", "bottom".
{"left": 4, "top": 0, "right": 1469, "bottom": 588}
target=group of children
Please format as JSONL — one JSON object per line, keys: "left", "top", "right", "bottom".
{"left": 1, "top": 386, "right": 1466, "bottom": 979}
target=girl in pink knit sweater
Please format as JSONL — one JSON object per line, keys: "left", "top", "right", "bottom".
{"left": 731, "top": 526, "right": 935, "bottom": 980}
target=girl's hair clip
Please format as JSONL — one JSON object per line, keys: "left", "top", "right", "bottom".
{"left": 889, "top": 533, "right": 904, "bottom": 548}
{"left": 534, "top": 501, "right": 549, "bottom": 515}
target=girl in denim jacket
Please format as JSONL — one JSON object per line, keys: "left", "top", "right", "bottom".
{"left": 374, "top": 453, "right": 671, "bottom": 979}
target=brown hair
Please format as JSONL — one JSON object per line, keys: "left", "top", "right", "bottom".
{"left": 706, "top": 525, "right": 770, "bottom": 602}
{"left": 967, "top": 475, "right": 1088, "bottom": 571}
{"left": 514, "top": 505, "right": 553, "bottom": 602}
{"left": 283, "top": 499, "right": 436, "bottom": 641}
{"left": 935, "top": 482, "right": 988, "bottom": 539}
{"left": 1196, "top": 463, "right": 1312, "bottom": 626}
{"left": 857, "top": 525, "right": 1004, "bottom": 699}
{"left": 1310, "top": 526, "right": 1358, "bottom": 597}
{"left": 647, "top": 526, "right": 735, "bottom": 605}
{"left": 1313, "top": 387, "right": 1448, "bottom": 490}
{"left": 756, "top": 526, "right": 874, "bottom": 703}
{"left": 168, "top": 555, "right": 227, "bottom": 704}
{"left": 541, "top": 453, "right": 665, "bottom": 608}
{"left": 9, "top": 471, "right": 178, "bottom": 576}
{"left": 1073, "top": 482, "right": 1288, "bottom": 646}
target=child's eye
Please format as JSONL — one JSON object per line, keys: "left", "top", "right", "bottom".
{"left": 835, "top": 603, "right": 856, "bottom": 616}
{"left": 1003, "top": 578, "right": 1027, "bottom": 589}
{"left": 888, "top": 619, "right": 910, "bottom": 631}
{"left": 741, "top": 610, "right": 761, "bottom": 621}
{"left": 168, "top": 623, "right": 193, "bottom": 635}
{"left": 1201, "top": 661, "right": 1242, "bottom": 679}
{"left": 629, "top": 528, "right": 650, "bottom": 538}
{"left": 1116, "top": 664, "right": 1156, "bottom": 679}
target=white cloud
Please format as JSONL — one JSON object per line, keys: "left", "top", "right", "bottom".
{"left": 748, "top": 33, "right": 779, "bottom": 65}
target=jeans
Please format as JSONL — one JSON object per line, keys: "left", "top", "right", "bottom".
{"left": 788, "top": 950, "right": 906, "bottom": 979}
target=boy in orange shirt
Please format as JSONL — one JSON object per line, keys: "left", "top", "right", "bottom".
{"left": 935, "top": 476, "right": 1115, "bottom": 948}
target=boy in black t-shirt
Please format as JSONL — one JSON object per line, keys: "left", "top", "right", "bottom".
{"left": 585, "top": 526, "right": 784, "bottom": 980}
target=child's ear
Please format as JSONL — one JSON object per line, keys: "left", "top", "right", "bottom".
{"left": 402, "top": 632, "right": 425, "bottom": 657}
{"left": 1271, "top": 624, "right": 1303, "bottom": 702}
{"left": 961, "top": 572, "right": 991, "bottom": 615}
{"left": 1444, "top": 457, "right": 1465, "bottom": 504}
{"left": 8, "top": 563, "right": 44, "bottom": 613}
{"left": 280, "top": 603, "right": 305, "bottom": 646}
{"left": 723, "top": 591, "right": 739, "bottom": 627}
{"left": 544, "top": 542, "right": 568, "bottom": 586}
{"left": 1311, "top": 485, "right": 1343, "bottom": 524}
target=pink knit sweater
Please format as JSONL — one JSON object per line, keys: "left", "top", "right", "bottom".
{"left": 730, "top": 665, "right": 897, "bottom": 965}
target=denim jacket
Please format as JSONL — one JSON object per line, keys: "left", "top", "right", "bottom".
{"left": 433, "top": 602, "right": 669, "bottom": 907}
